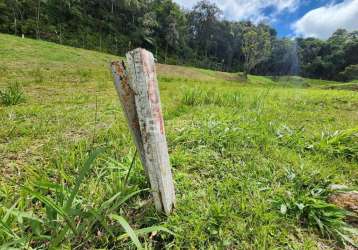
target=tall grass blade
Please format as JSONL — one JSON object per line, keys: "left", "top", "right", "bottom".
{"left": 4, "top": 208, "right": 43, "bottom": 224}
{"left": 64, "top": 148, "right": 104, "bottom": 212}
{"left": 117, "top": 225, "right": 175, "bottom": 240}
{"left": 0, "top": 220, "right": 16, "bottom": 238}
{"left": 3, "top": 200, "right": 19, "bottom": 222}
{"left": 0, "top": 237, "right": 28, "bottom": 250}
{"left": 124, "top": 150, "right": 137, "bottom": 187}
{"left": 52, "top": 148, "right": 104, "bottom": 246}
{"left": 109, "top": 214, "right": 143, "bottom": 250}
{"left": 112, "top": 189, "right": 148, "bottom": 211}
{"left": 50, "top": 224, "right": 70, "bottom": 248}
{"left": 336, "top": 229, "right": 358, "bottom": 248}
{"left": 22, "top": 187, "right": 77, "bottom": 235}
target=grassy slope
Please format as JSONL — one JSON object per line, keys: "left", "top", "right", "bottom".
{"left": 0, "top": 34, "right": 357, "bottom": 249}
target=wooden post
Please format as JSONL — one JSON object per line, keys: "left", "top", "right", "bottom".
{"left": 110, "top": 48, "right": 175, "bottom": 215}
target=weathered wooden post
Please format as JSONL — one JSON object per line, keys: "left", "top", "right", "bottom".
{"left": 110, "top": 48, "right": 175, "bottom": 215}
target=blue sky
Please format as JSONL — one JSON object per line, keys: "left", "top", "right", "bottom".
{"left": 266, "top": 0, "right": 332, "bottom": 37}
{"left": 173, "top": 0, "right": 358, "bottom": 39}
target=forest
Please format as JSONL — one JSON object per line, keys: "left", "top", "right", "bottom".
{"left": 0, "top": 0, "right": 357, "bottom": 81}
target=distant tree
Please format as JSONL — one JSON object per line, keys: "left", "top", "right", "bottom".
{"left": 5, "top": 0, "right": 23, "bottom": 35}
{"left": 295, "top": 29, "right": 358, "bottom": 80}
{"left": 188, "top": 0, "right": 221, "bottom": 60}
{"left": 140, "top": 11, "right": 158, "bottom": 46}
{"left": 344, "top": 31, "right": 358, "bottom": 66}
{"left": 0, "top": 0, "right": 9, "bottom": 31}
{"left": 267, "top": 39, "right": 300, "bottom": 76}
{"left": 35, "top": 0, "right": 41, "bottom": 39}
{"left": 296, "top": 37, "right": 325, "bottom": 78}
{"left": 329, "top": 29, "right": 349, "bottom": 46}
{"left": 164, "top": 17, "right": 179, "bottom": 63}
{"left": 153, "top": 0, "right": 185, "bottom": 62}
{"left": 339, "top": 64, "right": 358, "bottom": 81}
{"left": 241, "top": 24, "right": 271, "bottom": 79}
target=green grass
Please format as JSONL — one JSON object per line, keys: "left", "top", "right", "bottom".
{"left": 0, "top": 33, "right": 357, "bottom": 249}
{"left": 0, "top": 82, "right": 25, "bottom": 106}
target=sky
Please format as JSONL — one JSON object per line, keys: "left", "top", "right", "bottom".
{"left": 173, "top": 0, "right": 358, "bottom": 39}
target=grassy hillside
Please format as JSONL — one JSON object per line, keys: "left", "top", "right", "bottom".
{"left": 0, "top": 34, "right": 357, "bottom": 249}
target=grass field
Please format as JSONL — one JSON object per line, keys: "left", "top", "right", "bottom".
{"left": 0, "top": 33, "right": 357, "bottom": 249}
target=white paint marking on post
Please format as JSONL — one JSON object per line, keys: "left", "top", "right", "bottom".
{"left": 111, "top": 48, "right": 175, "bottom": 215}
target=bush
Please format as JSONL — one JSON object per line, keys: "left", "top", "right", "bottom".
{"left": 339, "top": 64, "right": 358, "bottom": 82}
{"left": 0, "top": 82, "right": 25, "bottom": 106}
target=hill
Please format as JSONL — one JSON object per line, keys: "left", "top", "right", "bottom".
{"left": 1, "top": 1, "right": 357, "bottom": 82}
{"left": 0, "top": 34, "right": 357, "bottom": 249}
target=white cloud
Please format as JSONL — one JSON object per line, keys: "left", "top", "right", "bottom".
{"left": 173, "top": 0, "right": 299, "bottom": 23}
{"left": 293, "top": 0, "right": 358, "bottom": 39}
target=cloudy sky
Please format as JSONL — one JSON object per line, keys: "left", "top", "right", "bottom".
{"left": 173, "top": 0, "right": 358, "bottom": 39}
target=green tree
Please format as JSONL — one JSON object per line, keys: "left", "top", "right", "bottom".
{"left": 268, "top": 39, "right": 299, "bottom": 76}
{"left": 188, "top": 0, "right": 221, "bottom": 61}
{"left": 0, "top": 0, "right": 9, "bottom": 31}
{"left": 339, "top": 65, "right": 358, "bottom": 81}
{"left": 241, "top": 24, "right": 271, "bottom": 79}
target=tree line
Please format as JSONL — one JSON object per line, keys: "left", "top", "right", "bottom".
{"left": 0, "top": 0, "right": 357, "bottom": 81}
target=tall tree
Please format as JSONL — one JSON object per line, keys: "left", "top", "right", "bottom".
{"left": 268, "top": 39, "right": 300, "bottom": 76}
{"left": 153, "top": 0, "right": 185, "bottom": 62}
{"left": 241, "top": 24, "right": 271, "bottom": 79}
{"left": 188, "top": 0, "right": 221, "bottom": 60}
{"left": 0, "top": 0, "right": 9, "bottom": 32}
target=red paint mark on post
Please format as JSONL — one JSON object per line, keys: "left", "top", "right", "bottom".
{"left": 141, "top": 50, "right": 165, "bottom": 135}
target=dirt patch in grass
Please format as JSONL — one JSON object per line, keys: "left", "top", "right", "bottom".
{"left": 329, "top": 191, "right": 358, "bottom": 225}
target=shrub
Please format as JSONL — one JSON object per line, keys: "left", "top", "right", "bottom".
{"left": 339, "top": 64, "right": 358, "bottom": 82}
{"left": 0, "top": 82, "right": 25, "bottom": 106}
